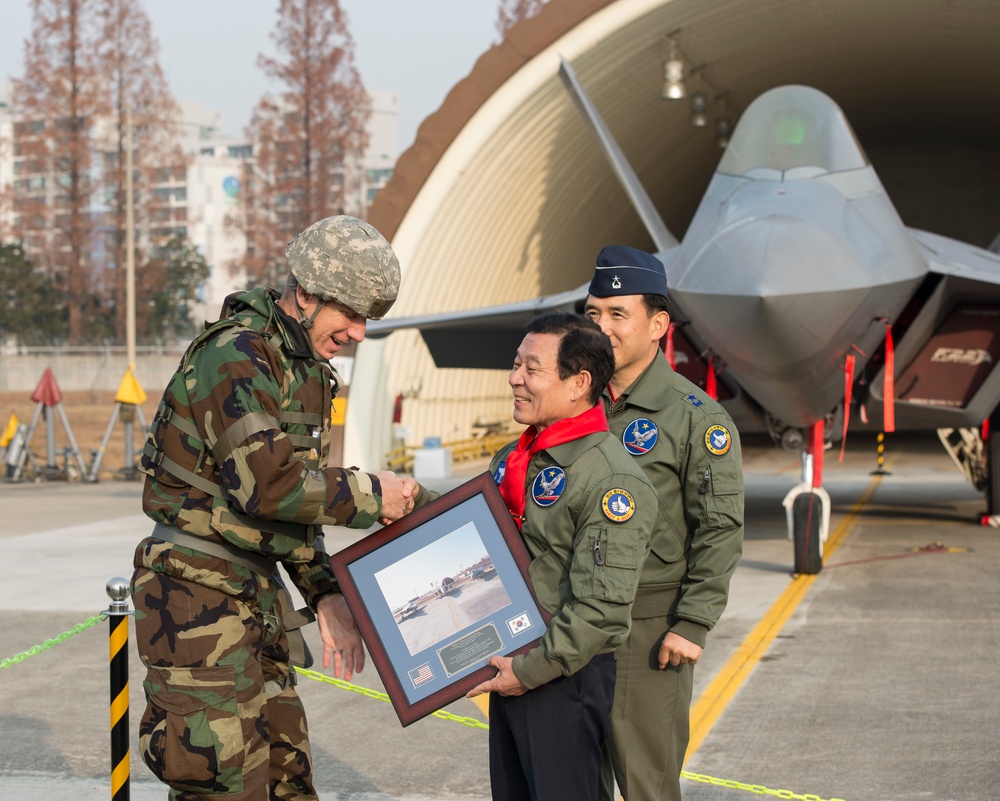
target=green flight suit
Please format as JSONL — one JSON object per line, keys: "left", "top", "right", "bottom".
{"left": 488, "top": 428, "right": 657, "bottom": 799}
{"left": 600, "top": 353, "right": 745, "bottom": 801}
{"left": 490, "top": 431, "right": 658, "bottom": 688}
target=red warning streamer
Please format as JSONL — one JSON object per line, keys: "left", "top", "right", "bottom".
{"left": 840, "top": 353, "right": 855, "bottom": 462}
{"left": 883, "top": 322, "right": 895, "bottom": 433}
{"left": 664, "top": 323, "right": 676, "bottom": 370}
{"left": 705, "top": 355, "right": 717, "bottom": 400}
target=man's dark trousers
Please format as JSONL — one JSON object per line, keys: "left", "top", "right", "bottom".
{"left": 489, "top": 653, "right": 616, "bottom": 801}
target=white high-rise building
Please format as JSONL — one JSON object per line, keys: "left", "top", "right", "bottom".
{"left": 145, "top": 91, "right": 401, "bottom": 326}
{"left": 0, "top": 84, "right": 400, "bottom": 336}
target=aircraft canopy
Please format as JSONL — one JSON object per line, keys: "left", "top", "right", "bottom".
{"left": 718, "top": 86, "right": 870, "bottom": 176}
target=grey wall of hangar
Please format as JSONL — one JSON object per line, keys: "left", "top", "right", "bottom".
{"left": 344, "top": 0, "right": 1000, "bottom": 470}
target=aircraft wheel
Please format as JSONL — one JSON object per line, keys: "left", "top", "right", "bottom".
{"left": 792, "top": 491, "right": 823, "bottom": 575}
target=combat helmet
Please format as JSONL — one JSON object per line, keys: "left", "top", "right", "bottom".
{"left": 286, "top": 215, "right": 400, "bottom": 320}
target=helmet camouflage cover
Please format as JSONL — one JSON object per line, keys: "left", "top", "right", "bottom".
{"left": 286, "top": 215, "right": 400, "bottom": 320}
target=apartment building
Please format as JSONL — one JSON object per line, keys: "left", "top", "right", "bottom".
{"left": 0, "top": 84, "right": 399, "bottom": 331}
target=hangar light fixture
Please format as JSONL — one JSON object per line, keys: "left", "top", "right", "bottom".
{"left": 662, "top": 38, "right": 686, "bottom": 100}
{"left": 690, "top": 91, "right": 709, "bottom": 127}
{"left": 716, "top": 115, "right": 732, "bottom": 149}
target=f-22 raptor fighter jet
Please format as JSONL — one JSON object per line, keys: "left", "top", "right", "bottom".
{"left": 369, "top": 64, "right": 1000, "bottom": 573}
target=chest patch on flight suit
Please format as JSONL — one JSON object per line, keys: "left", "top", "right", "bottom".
{"left": 623, "top": 418, "right": 658, "bottom": 455}
{"left": 601, "top": 488, "right": 636, "bottom": 522}
{"left": 705, "top": 424, "right": 732, "bottom": 455}
{"left": 532, "top": 467, "right": 566, "bottom": 506}
{"left": 493, "top": 460, "right": 506, "bottom": 485}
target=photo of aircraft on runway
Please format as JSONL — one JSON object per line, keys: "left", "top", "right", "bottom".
{"left": 369, "top": 63, "right": 1000, "bottom": 575}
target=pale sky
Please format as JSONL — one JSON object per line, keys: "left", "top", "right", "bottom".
{"left": 374, "top": 521, "right": 489, "bottom": 610}
{"left": 0, "top": 0, "right": 501, "bottom": 152}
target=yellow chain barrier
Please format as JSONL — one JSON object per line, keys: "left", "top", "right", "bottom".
{"left": 680, "top": 772, "right": 845, "bottom": 800}
{"left": 0, "top": 614, "right": 104, "bottom": 669}
{"left": 296, "top": 668, "right": 846, "bottom": 799}
{"left": 2, "top": 617, "right": 847, "bottom": 800}
{"left": 294, "top": 667, "right": 489, "bottom": 730}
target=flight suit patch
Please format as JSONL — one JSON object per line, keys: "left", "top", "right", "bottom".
{"left": 623, "top": 418, "right": 658, "bottom": 455}
{"left": 601, "top": 488, "right": 636, "bottom": 522}
{"left": 532, "top": 467, "right": 566, "bottom": 506}
{"left": 705, "top": 424, "right": 732, "bottom": 455}
{"left": 684, "top": 393, "right": 704, "bottom": 407}
{"left": 493, "top": 461, "right": 506, "bottom": 485}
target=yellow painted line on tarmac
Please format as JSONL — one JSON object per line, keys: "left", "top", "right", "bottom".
{"left": 685, "top": 453, "right": 898, "bottom": 761}
{"left": 470, "top": 692, "right": 491, "bottom": 716}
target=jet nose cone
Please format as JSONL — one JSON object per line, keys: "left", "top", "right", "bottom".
{"left": 677, "top": 215, "right": 870, "bottom": 372}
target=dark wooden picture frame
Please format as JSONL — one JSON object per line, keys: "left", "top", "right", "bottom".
{"left": 329, "top": 472, "right": 548, "bottom": 726}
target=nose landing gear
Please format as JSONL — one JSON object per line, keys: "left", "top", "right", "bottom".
{"left": 781, "top": 420, "right": 830, "bottom": 575}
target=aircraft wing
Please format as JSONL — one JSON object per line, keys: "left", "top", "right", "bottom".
{"left": 366, "top": 284, "right": 589, "bottom": 369}
{"left": 365, "top": 58, "right": 683, "bottom": 374}
{"left": 867, "top": 229, "right": 1000, "bottom": 429}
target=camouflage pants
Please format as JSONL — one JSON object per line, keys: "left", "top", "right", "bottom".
{"left": 132, "top": 567, "right": 318, "bottom": 800}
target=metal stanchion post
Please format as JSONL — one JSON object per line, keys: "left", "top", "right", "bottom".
{"left": 107, "top": 577, "right": 132, "bottom": 801}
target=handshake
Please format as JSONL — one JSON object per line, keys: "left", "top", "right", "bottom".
{"left": 375, "top": 470, "right": 422, "bottom": 524}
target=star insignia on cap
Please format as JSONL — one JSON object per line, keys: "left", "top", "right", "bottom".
{"left": 611, "top": 275, "right": 622, "bottom": 289}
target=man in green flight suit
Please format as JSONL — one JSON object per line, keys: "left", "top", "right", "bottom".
{"left": 468, "top": 312, "right": 657, "bottom": 801}
{"left": 585, "top": 246, "right": 745, "bottom": 801}
{"left": 131, "top": 216, "right": 424, "bottom": 800}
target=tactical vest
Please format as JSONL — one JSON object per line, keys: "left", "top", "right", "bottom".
{"left": 141, "top": 311, "right": 335, "bottom": 552}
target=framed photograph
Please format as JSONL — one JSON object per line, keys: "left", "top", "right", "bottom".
{"left": 329, "top": 472, "right": 548, "bottom": 727}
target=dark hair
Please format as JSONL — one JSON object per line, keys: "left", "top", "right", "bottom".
{"left": 642, "top": 293, "right": 669, "bottom": 315}
{"left": 525, "top": 312, "right": 614, "bottom": 404}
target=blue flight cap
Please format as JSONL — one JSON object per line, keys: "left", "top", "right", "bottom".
{"left": 588, "top": 245, "right": 668, "bottom": 301}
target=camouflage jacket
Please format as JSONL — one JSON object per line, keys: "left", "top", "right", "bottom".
{"left": 139, "top": 286, "right": 383, "bottom": 610}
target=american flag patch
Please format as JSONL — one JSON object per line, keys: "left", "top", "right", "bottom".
{"left": 408, "top": 663, "right": 434, "bottom": 687}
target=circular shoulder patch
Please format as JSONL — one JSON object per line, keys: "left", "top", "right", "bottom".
{"left": 623, "top": 418, "right": 658, "bottom": 456}
{"left": 705, "top": 424, "right": 732, "bottom": 456}
{"left": 601, "top": 488, "right": 636, "bottom": 523}
{"left": 532, "top": 467, "right": 566, "bottom": 507}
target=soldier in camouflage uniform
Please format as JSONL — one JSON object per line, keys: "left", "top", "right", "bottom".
{"left": 585, "top": 246, "right": 745, "bottom": 801}
{"left": 131, "top": 216, "right": 423, "bottom": 800}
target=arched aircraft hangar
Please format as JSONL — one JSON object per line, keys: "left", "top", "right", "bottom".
{"left": 344, "top": 0, "right": 1000, "bottom": 471}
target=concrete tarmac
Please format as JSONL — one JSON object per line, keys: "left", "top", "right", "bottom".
{"left": 1, "top": 433, "right": 996, "bottom": 800}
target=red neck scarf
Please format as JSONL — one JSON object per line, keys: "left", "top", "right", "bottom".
{"left": 498, "top": 404, "right": 609, "bottom": 530}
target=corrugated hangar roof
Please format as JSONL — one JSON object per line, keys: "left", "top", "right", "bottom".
{"left": 345, "top": 0, "right": 1000, "bottom": 469}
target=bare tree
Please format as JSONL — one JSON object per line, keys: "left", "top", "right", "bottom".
{"left": 234, "top": 0, "right": 370, "bottom": 288}
{"left": 496, "top": 0, "right": 547, "bottom": 38}
{"left": 139, "top": 234, "right": 211, "bottom": 344}
{"left": 13, "top": 0, "right": 109, "bottom": 343}
{"left": 97, "top": 0, "right": 187, "bottom": 343}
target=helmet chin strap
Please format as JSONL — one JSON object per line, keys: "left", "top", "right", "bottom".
{"left": 296, "top": 291, "right": 325, "bottom": 330}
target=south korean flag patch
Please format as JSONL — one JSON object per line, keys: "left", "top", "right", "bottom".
{"left": 532, "top": 467, "right": 566, "bottom": 507}
{"left": 623, "top": 418, "right": 658, "bottom": 455}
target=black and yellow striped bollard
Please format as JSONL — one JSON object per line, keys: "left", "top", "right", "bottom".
{"left": 107, "top": 577, "right": 132, "bottom": 801}
{"left": 871, "top": 431, "right": 891, "bottom": 476}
